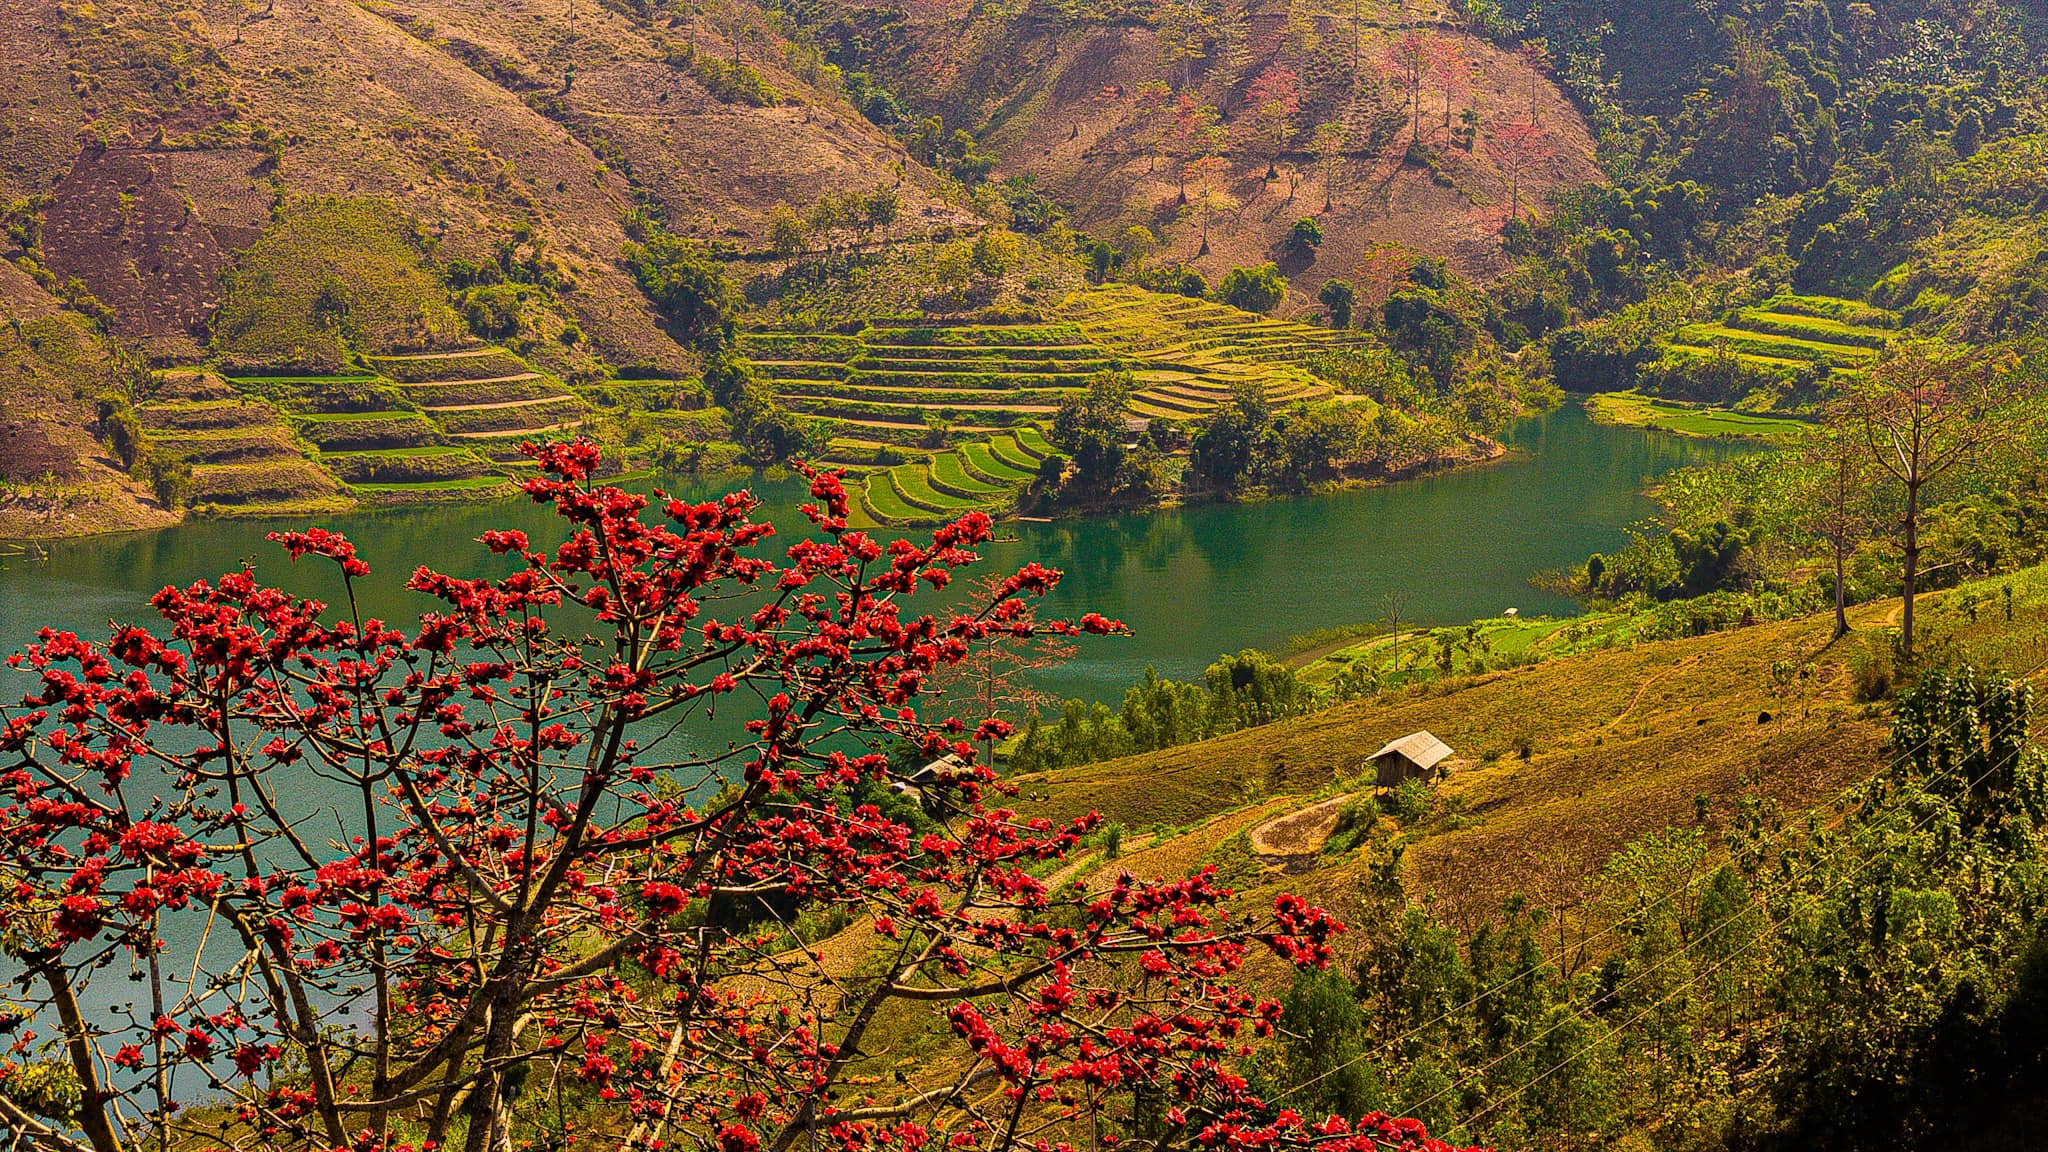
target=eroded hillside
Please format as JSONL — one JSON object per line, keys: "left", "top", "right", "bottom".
{"left": 852, "top": 0, "right": 1600, "bottom": 306}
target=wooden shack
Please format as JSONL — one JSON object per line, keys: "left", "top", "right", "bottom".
{"left": 1369, "top": 731, "right": 1453, "bottom": 788}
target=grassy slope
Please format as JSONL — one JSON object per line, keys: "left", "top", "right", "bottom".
{"left": 1015, "top": 571, "right": 2048, "bottom": 924}
{"left": 0, "top": 300, "right": 175, "bottom": 538}
{"left": 1583, "top": 390, "right": 1815, "bottom": 440}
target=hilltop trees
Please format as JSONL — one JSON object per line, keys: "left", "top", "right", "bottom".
{"left": 0, "top": 445, "right": 1474, "bottom": 1152}
{"left": 1247, "top": 66, "right": 1303, "bottom": 182}
{"left": 1486, "top": 121, "right": 1551, "bottom": 220}
{"left": 1319, "top": 277, "right": 1356, "bottom": 328}
{"left": 1051, "top": 368, "right": 1138, "bottom": 487}
{"left": 1216, "top": 263, "right": 1288, "bottom": 314}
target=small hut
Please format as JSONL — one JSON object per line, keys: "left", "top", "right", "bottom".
{"left": 1369, "top": 731, "right": 1453, "bottom": 789}
{"left": 890, "top": 754, "right": 974, "bottom": 810}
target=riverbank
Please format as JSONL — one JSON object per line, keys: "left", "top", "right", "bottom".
{"left": 1583, "top": 389, "right": 1814, "bottom": 441}
{"left": 1035, "top": 432, "right": 1510, "bottom": 523}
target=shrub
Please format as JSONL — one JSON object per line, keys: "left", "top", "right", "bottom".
{"left": 627, "top": 231, "right": 741, "bottom": 354}
{"left": 133, "top": 447, "right": 193, "bottom": 508}
{"left": 689, "top": 54, "right": 781, "bottom": 106}
{"left": 1384, "top": 777, "right": 1433, "bottom": 825}
{"left": 100, "top": 399, "right": 145, "bottom": 469}
{"left": 1215, "top": 263, "right": 1288, "bottom": 314}
{"left": 1317, "top": 278, "right": 1355, "bottom": 328}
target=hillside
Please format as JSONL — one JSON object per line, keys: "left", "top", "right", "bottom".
{"left": 0, "top": 0, "right": 978, "bottom": 502}
{"left": 839, "top": 0, "right": 1602, "bottom": 308}
{"left": 0, "top": 273, "right": 176, "bottom": 538}
{"left": 1014, "top": 568, "right": 2048, "bottom": 923}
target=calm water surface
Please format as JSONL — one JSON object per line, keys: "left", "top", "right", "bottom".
{"left": 1, "top": 402, "right": 1749, "bottom": 704}
{"left": 0, "top": 401, "right": 1752, "bottom": 1027}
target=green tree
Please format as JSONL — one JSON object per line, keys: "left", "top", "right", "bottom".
{"left": 1119, "top": 667, "right": 1215, "bottom": 752}
{"left": 1318, "top": 278, "right": 1355, "bottom": 328}
{"left": 626, "top": 233, "right": 739, "bottom": 354}
{"left": 1050, "top": 370, "right": 1136, "bottom": 489}
{"left": 1216, "top": 263, "right": 1288, "bottom": 314}
{"left": 1204, "top": 648, "right": 1310, "bottom": 729}
{"left": 1270, "top": 968, "right": 1381, "bottom": 1119}
{"left": 767, "top": 204, "right": 808, "bottom": 257}
{"left": 1188, "top": 381, "right": 1268, "bottom": 492}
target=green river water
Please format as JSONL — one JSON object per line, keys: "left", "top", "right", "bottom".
{"left": 0, "top": 401, "right": 1753, "bottom": 1024}
{"left": 2, "top": 402, "right": 1749, "bottom": 707}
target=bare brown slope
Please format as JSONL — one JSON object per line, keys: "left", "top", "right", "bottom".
{"left": 895, "top": 4, "right": 1599, "bottom": 309}
{"left": 4, "top": 0, "right": 966, "bottom": 371}
{"left": 0, "top": 1, "right": 87, "bottom": 200}
{"left": 359, "top": 0, "right": 975, "bottom": 244}
{"left": 192, "top": 0, "right": 680, "bottom": 369}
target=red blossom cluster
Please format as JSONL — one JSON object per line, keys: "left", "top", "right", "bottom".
{"left": 0, "top": 441, "right": 1480, "bottom": 1152}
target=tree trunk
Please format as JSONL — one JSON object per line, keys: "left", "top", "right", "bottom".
{"left": 1833, "top": 540, "right": 1850, "bottom": 639}
{"left": 1901, "top": 479, "right": 1922, "bottom": 659}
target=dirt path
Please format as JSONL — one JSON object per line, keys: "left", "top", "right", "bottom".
{"left": 373, "top": 347, "right": 502, "bottom": 361}
{"left": 1607, "top": 655, "right": 1702, "bottom": 731}
{"left": 1248, "top": 793, "right": 1355, "bottom": 857}
{"left": 451, "top": 420, "right": 585, "bottom": 439}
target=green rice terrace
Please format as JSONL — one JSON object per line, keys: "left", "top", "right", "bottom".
{"left": 825, "top": 429, "right": 1055, "bottom": 530}
{"left": 733, "top": 285, "right": 1395, "bottom": 528}
{"left": 1663, "top": 293, "right": 1898, "bottom": 377}
{"left": 737, "top": 286, "right": 1370, "bottom": 435}
{"left": 135, "top": 344, "right": 602, "bottom": 515}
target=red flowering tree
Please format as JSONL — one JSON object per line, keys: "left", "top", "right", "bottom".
{"left": 1485, "top": 120, "right": 1551, "bottom": 220}
{"left": 1245, "top": 66, "right": 1302, "bottom": 182}
{"left": 0, "top": 443, "right": 1477, "bottom": 1152}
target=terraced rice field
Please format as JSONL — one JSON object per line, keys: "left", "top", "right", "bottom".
{"left": 1664, "top": 293, "right": 1897, "bottom": 376}
{"left": 139, "top": 372, "right": 352, "bottom": 517}
{"left": 838, "top": 431, "right": 1058, "bottom": 528}
{"left": 741, "top": 289, "right": 1365, "bottom": 438}
{"left": 253, "top": 347, "right": 586, "bottom": 498}
{"left": 739, "top": 322, "right": 1103, "bottom": 439}
{"left": 1052, "top": 285, "right": 1361, "bottom": 417}
{"left": 365, "top": 348, "right": 591, "bottom": 447}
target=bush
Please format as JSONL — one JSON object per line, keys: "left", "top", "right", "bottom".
{"left": 1852, "top": 632, "right": 1899, "bottom": 702}
{"left": 688, "top": 54, "right": 781, "bottom": 107}
{"left": 1317, "top": 278, "right": 1355, "bottom": 329}
{"left": 1384, "top": 778, "right": 1432, "bottom": 825}
{"left": 101, "top": 401, "right": 145, "bottom": 469}
{"left": 627, "top": 232, "right": 740, "bottom": 354}
{"left": 134, "top": 448, "right": 193, "bottom": 508}
{"left": 1214, "top": 263, "right": 1288, "bottom": 314}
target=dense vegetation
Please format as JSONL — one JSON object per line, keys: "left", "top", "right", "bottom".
{"left": 1262, "top": 667, "right": 2048, "bottom": 1149}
